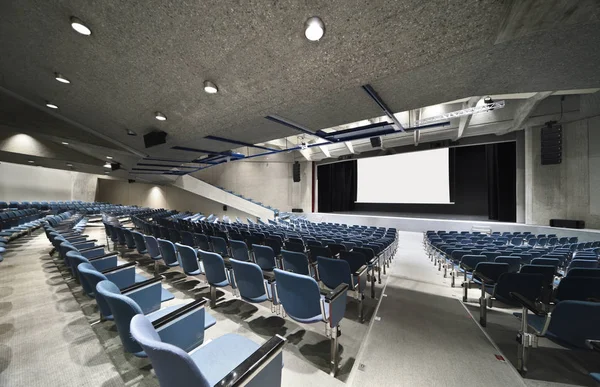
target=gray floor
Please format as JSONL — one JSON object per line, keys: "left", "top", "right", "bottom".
{"left": 3, "top": 227, "right": 592, "bottom": 387}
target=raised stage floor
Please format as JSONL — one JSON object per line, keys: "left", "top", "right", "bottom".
{"left": 334, "top": 211, "right": 491, "bottom": 221}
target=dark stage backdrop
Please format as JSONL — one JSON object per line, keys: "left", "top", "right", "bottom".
{"left": 318, "top": 142, "right": 517, "bottom": 221}
{"left": 317, "top": 160, "right": 357, "bottom": 212}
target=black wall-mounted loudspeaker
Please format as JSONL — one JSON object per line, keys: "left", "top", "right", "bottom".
{"left": 110, "top": 163, "right": 121, "bottom": 171}
{"left": 541, "top": 122, "right": 562, "bottom": 165}
{"left": 293, "top": 161, "right": 301, "bottom": 182}
{"left": 143, "top": 130, "right": 168, "bottom": 149}
{"left": 291, "top": 208, "right": 303, "bottom": 213}
{"left": 223, "top": 205, "right": 228, "bottom": 211}
{"left": 128, "top": 179, "right": 135, "bottom": 183}
{"left": 370, "top": 137, "right": 382, "bottom": 148}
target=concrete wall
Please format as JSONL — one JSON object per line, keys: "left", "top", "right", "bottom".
{"left": 95, "top": 178, "right": 256, "bottom": 220}
{"left": 192, "top": 152, "right": 313, "bottom": 213}
{"left": 0, "top": 161, "right": 98, "bottom": 202}
{"left": 525, "top": 115, "right": 600, "bottom": 228}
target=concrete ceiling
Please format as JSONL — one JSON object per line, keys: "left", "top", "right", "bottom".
{"left": 0, "top": 0, "right": 599, "bottom": 179}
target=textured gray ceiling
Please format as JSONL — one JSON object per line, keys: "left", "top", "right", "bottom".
{"left": 0, "top": 0, "right": 599, "bottom": 178}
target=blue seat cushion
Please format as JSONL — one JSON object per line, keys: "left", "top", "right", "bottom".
{"left": 591, "top": 373, "right": 600, "bottom": 383}
{"left": 287, "top": 295, "right": 328, "bottom": 324}
{"left": 189, "top": 334, "right": 260, "bottom": 385}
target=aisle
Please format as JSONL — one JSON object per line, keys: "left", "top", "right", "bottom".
{"left": 0, "top": 230, "right": 125, "bottom": 387}
{"left": 349, "top": 231, "right": 526, "bottom": 387}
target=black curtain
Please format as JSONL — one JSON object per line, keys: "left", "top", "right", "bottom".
{"left": 486, "top": 142, "right": 516, "bottom": 222}
{"left": 317, "top": 161, "right": 357, "bottom": 213}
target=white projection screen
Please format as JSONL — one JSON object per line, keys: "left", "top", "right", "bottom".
{"left": 356, "top": 148, "right": 451, "bottom": 204}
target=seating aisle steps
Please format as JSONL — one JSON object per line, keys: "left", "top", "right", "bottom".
{"left": 349, "top": 231, "right": 527, "bottom": 387}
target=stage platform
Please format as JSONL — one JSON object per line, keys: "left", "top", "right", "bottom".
{"left": 305, "top": 212, "right": 600, "bottom": 241}
{"left": 333, "top": 211, "right": 491, "bottom": 221}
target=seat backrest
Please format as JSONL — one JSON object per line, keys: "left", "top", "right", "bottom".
{"left": 230, "top": 240, "right": 250, "bottom": 262}
{"left": 193, "top": 233, "right": 210, "bottom": 251}
{"left": 566, "top": 268, "right": 600, "bottom": 278}
{"left": 547, "top": 301, "right": 600, "bottom": 348}
{"left": 567, "top": 259, "right": 598, "bottom": 272}
{"left": 130, "top": 314, "right": 209, "bottom": 386}
{"left": 132, "top": 231, "right": 147, "bottom": 254}
{"left": 317, "top": 256, "right": 351, "bottom": 290}
{"left": 230, "top": 259, "right": 268, "bottom": 302}
{"left": 494, "top": 256, "right": 521, "bottom": 273}
{"left": 253, "top": 245, "right": 276, "bottom": 271}
{"left": 123, "top": 229, "right": 136, "bottom": 248}
{"left": 494, "top": 273, "right": 545, "bottom": 304}
{"left": 327, "top": 243, "right": 346, "bottom": 256}
{"left": 198, "top": 250, "right": 228, "bottom": 285}
{"left": 175, "top": 243, "right": 201, "bottom": 275}
{"left": 180, "top": 231, "right": 195, "bottom": 247}
{"left": 158, "top": 238, "right": 180, "bottom": 266}
{"left": 273, "top": 269, "right": 322, "bottom": 320}
{"left": 555, "top": 277, "right": 600, "bottom": 302}
{"left": 339, "top": 250, "right": 367, "bottom": 273}
{"left": 461, "top": 255, "right": 487, "bottom": 270}
{"left": 210, "top": 236, "right": 229, "bottom": 256}
{"left": 284, "top": 241, "right": 304, "bottom": 253}
{"left": 280, "top": 249, "right": 310, "bottom": 275}
{"left": 481, "top": 251, "right": 501, "bottom": 262}
{"left": 96, "top": 280, "right": 145, "bottom": 354}
{"left": 77, "top": 263, "right": 112, "bottom": 318}
{"left": 473, "top": 262, "right": 510, "bottom": 283}
{"left": 531, "top": 258, "right": 560, "bottom": 269}
{"left": 144, "top": 235, "right": 161, "bottom": 259}
{"left": 519, "top": 264, "right": 555, "bottom": 286}
{"left": 265, "top": 238, "right": 282, "bottom": 256}
{"left": 308, "top": 245, "right": 332, "bottom": 261}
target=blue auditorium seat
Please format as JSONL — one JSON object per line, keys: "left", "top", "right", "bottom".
{"left": 130, "top": 313, "right": 284, "bottom": 387}
{"left": 198, "top": 249, "right": 234, "bottom": 307}
{"left": 274, "top": 268, "right": 348, "bottom": 376}
{"left": 175, "top": 243, "right": 203, "bottom": 275}
{"left": 97, "top": 280, "right": 215, "bottom": 357}
{"left": 317, "top": 256, "right": 367, "bottom": 322}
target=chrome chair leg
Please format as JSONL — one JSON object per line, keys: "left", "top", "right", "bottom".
{"left": 330, "top": 325, "right": 339, "bottom": 377}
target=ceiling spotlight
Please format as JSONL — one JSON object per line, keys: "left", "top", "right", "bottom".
{"left": 484, "top": 96, "right": 494, "bottom": 104}
{"left": 54, "top": 73, "right": 70, "bottom": 84}
{"left": 70, "top": 17, "right": 92, "bottom": 36}
{"left": 126, "top": 129, "right": 137, "bottom": 136}
{"left": 103, "top": 162, "right": 112, "bottom": 169}
{"left": 28, "top": 160, "right": 34, "bottom": 163}
{"left": 204, "top": 81, "right": 218, "bottom": 94}
{"left": 104, "top": 171, "right": 110, "bottom": 174}
{"left": 304, "top": 17, "right": 325, "bottom": 41}
{"left": 61, "top": 141, "right": 69, "bottom": 145}
{"left": 46, "top": 102, "right": 58, "bottom": 109}
{"left": 106, "top": 156, "right": 113, "bottom": 159}
{"left": 66, "top": 163, "right": 73, "bottom": 167}
{"left": 155, "top": 112, "right": 167, "bottom": 121}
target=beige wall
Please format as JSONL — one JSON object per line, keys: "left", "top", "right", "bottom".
{"left": 192, "top": 153, "right": 313, "bottom": 213}
{"left": 0, "top": 161, "right": 98, "bottom": 202}
{"left": 525, "top": 115, "right": 600, "bottom": 228}
{"left": 95, "top": 178, "right": 256, "bottom": 220}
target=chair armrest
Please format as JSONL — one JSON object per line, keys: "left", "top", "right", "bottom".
{"left": 586, "top": 339, "right": 600, "bottom": 352}
{"left": 262, "top": 271, "right": 276, "bottom": 283}
{"left": 79, "top": 244, "right": 106, "bottom": 252}
{"left": 122, "top": 276, "right": 162, "bottom": 294}
{"left": 354, "top": 265, "right": 368, "bottom": 277}
{"left": 89, "top": 252, "right": 118, "bottom": 261}
{"left": 473, "top": 270, "right": 494, "bottom": 284}
{"left": 152, "top": 299, "right": 208, "bottom": 329}
{"left": 510, "top": 292, "right": 547, "bottom": 317}
{"left": 216, "top": 334, "right": 286, "bottom": 387}
{"left": 101, "top": 261, "right": 136, "bottom": 274}
{"left": 72, "top": 239, "right": 97, "bottom": 246}
{"left": 459, "top": 262, "right": 474, "bottom": 272}
{"left": 325, "top": 283, "right": 349, "bottom": 302}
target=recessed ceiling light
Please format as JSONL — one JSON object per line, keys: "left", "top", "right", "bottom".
{"left": 126, "top": 129, "right": 137, "bottom": 136}
{"left": 61, "top": 141, "right": 69, "bottom": 145}
{"left": 66, "top": 163, "right": 73, "bottom": 167}
{"left": 46, "top": 102, "right": 58, "bottom": 109}
{"left": 155, "top": 112, "right": 167, "bottom": 121}
{"left": 70, "top": 17, "right": 92, "bottom": 36}
{"left": 106, "top": 156, "right": 113, "bottom": 159}
{"left": 104, "top": 171, "right": 110, "bottom": 174}
{"left": 54, "top": 73, "right": 70, "bottom": 84}
{"left": 103, "top": 162, "right": 112, "bottom": 169}
{"left": 28, "top": 160, "right": 34, "bottom": 163}
{"left": 204, "top": 81, "right": 218, "bottom": 94}
{"left": 305, "top": 17, "right": 325, "bottom": 41}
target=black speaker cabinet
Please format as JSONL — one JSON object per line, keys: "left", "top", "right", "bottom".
{"left": 370, "top": 137, "right": 382, "bottom": 148}
{"left": 293, "top": 161, "right": 301, "bottom": 182}
{"left": 143, "top": 130, "right": 168, "bottom": 149}
{"left": 541, "top": 123, "right": 562, "bottom": 165}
